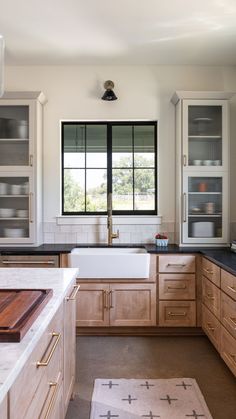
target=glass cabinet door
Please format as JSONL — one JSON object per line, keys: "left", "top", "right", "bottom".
{"left": 0, "top": 175, "right": 34, "bottom": 242}
{"left": 183, "top": 174, "right": 228, "bottom": 244}
{"left": 183, "top": 100, "right": 227, "bottom": 170}
{"left": 0, "top": 104, "right": 32, "bottom": 168}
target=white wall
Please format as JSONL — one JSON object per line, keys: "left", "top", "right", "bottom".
{"left": 4, "top": 65, "right": 236, "bottom": 243}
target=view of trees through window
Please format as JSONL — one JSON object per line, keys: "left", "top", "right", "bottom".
{"left": 62, "top": 122, "right": 157, "bottom": 214}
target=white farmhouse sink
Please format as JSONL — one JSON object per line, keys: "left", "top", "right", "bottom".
{"left": 68, "top": 247, "right": 150, "bottom": 278}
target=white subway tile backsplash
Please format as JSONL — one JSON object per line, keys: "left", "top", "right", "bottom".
{"left": 44, "top": 233, "right": 55, "bottom": 243}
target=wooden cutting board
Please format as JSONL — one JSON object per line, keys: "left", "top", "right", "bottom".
{"left": 0, "top": 289, "right": 53, "bottom": 342}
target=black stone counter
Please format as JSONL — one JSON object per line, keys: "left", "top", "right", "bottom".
{"left": 0, "top": 243, "right": 235, "bottom": 276}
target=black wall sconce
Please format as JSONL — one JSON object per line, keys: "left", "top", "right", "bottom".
{"left": 101, "top": 80, "right": 117, "bottom": 101}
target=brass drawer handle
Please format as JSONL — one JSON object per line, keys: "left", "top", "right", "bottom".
{"left": 2, "top": 260, "right": 56, "bottom": 265}
{"left": 167, "top": 285, "right": 187, "bottom": 290}
{"left": 167, "top": 263, "right": 186, "bottom": 268}
{"left": 206, "top": 293, "right": 215, "bottom": 300}
{"left": 66, "top": 284, "right": 80, "bottom": 300}
{"left": 168, "top": 311, "right": 187, "bottom": 317}
{"left": 37, "top": 332, "right": 61, "bottom": 367}
{"left": 207, "top": 322, "right": 215, "bottom": 332}
{"left": 203, "top": 268, "right": 213, "bottom": 275}
{"left": 42, "top": 381, "right": 58, "bottom": 419}
{"left": 227, "top": 285, "right": 236, "bottom": 293}
{"left": 103, "top": 290, "right": 109, "bottom": 310}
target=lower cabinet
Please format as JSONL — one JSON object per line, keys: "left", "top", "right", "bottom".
{"left": 76, "top": 282, "right": 156, "bottom": 327}
{"left": 159, "top": 301, "right": 196, "bottom": 327}
{"left": 0, "top": 396, "right": 7, "bottom": 419}
{"left": 8, "top": 281, "right": 77, "bottom": 419}
{"left": 0, "top": 254, "right": 59, "bottom": 268}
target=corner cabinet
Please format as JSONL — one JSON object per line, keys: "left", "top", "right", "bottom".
{"left": 0, "top": 91, "right": 46, "bottom": 245}
{"left": 171, "top": 91, "right": 234, "bottom": 246}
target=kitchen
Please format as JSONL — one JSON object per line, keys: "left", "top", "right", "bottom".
{"left": 0, "top": 1, "right": 236, "bottom": 418}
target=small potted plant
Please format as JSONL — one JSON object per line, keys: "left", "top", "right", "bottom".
{"left": 155, "top": 233, "right": 169, "bottom": 247}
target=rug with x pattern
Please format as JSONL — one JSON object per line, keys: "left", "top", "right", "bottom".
{"left": 90, "top": 378, "right": 213, "bottom": 419}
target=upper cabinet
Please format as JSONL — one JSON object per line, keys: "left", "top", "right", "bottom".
{"left": 0, "top": 92, "right": 46, "bottom": 245}
{"left": 172, "top": 91, "right": 234, "bottom": 246}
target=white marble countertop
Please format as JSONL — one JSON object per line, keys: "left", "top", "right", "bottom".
{"left": 0, "top": 267, "right": 78, "bottom": 404}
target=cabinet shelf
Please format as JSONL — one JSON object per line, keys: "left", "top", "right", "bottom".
{"left": 189, "top": 214, "right": 222, "bottom": 218}
{"left": 188, "top": 135, "right": 222, "bottom": 139}
{"left": 0, "top": 217, "right": 29, "bottom": 221}
{"left": 0, "top": 195, "right": 29, "bottom": 198}
{"left": 0, "top": 138, "right": 29, "bottom": 142}
{"left": 188, "top": 192, "right": 222, "bottom": 195}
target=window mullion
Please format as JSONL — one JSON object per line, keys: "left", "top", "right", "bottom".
{"left": 84, "top": 125, "right": 87, "bottom": 212}
{"left": 132, "top": 125, "right": 135, "bottom": 211}
{"left": 107, "top": 123, "right": 112, "bottom": 213}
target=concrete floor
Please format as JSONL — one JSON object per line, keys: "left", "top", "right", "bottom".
{"left": 66, "top": 336, "right": 236, "bottom": 419}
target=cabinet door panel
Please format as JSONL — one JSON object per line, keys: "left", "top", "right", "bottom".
{"left": 221, "top": 292, "right": 236, "bottom": 339}
{"left": 202, "top": 276, "right": 220, "bottom": 320}
{"left": 202, "top": 257, "right": 220, "bottom": 287}
{"left": 109, "top": 283, "right": 156, "bottom": 326}
{"left": 76, "top": 284, "right": 109, "bottom": 327}
{"left": 202, "top": 304, "right": 221, "bottom": 351}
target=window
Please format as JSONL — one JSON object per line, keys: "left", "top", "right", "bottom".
{"left": 62, "top": 121, "right": 157, "bottom": 215}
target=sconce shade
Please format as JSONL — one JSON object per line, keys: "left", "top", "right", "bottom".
{"left": 0, "top": 35, "right": 4, "bottom": 98}
{"left": 101, "top": 80, "right": 117, "bottom": 101}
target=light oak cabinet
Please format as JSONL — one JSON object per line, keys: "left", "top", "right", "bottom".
{"left": 0, "top": 396, "right": 7, "bottom": 419}
{"left": 76, "top": 282, "right": 156, "bottom": 327}
{"left": 0, "top": 254, "right": 59, "bottom": 267}
{"left": 157, "top": 254, "right": 197, "bottom": 327}
{"left": 202, "top": 304, "right": 221, "bottom": 351}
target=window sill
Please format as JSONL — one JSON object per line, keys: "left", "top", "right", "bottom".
{"left": 56, "top": 215, "right": 162, "bottom": 225}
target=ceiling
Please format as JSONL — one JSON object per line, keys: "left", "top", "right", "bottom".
{"left": 1, "top": 0, "right": 236, "bottom": 66}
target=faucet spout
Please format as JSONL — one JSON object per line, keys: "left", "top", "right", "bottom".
{"left": 107, "top": 193, "right": 119, "bottom": 245}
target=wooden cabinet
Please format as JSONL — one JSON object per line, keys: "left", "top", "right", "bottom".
{"left": 157, "top": 254, "right": 197, "bottom": 327}
{"left": 221, "top": 269, "right": 236, "bottom": 300}
{"left": 221, "top": 292, "right": 236, "bottom": 340}
{"left": 0, "top": 254, "right": 59, "bottom": 267}
{"left": 221, "top": 326, "right": 236, "bottom": 377}
{"left": 202, "top": 276, "right": 221, "bottom": 319}
{"left": 0, "top": 396, "right": 7, "bottom": 419}
{"left": 64, "top": 284, "right": 79, "bottom": 411}
{"left": 202, "top": 257, "right": 220, "bottom": 287}
{"left": 76, "top": 282, "right": 156, "bottom": 327}
{"left": 202, "top": 304, "right": 221, "bottom": 351}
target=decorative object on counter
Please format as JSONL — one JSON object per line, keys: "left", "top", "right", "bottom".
{"left": 155, "top": 233, "right": 169, "bottom": 246}
{"left": 101, "top": 80, "right": 117, "bottom": 101}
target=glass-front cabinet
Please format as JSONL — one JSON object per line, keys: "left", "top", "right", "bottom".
{"left": 182, "top": 173, "right": 228, "bottom": 244}
{"left": 172, "top": 91, "right": 233, "bottom": 246}
{"left": 0, "top": 92, "right": 46, "bottom": 245}
{"left": 182, "top": 100, "right": 228, "bottom": 171}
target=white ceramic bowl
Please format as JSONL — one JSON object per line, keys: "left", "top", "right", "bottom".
{"left": 0, "top": 183, "right": 8, "bottom": 195}
{"left": 16, "top": 209, "right": 28, "bottom": 218}
{"left": 203, "top": 160, "right": 213, "bottom": 166}
{"left": 0, "top": 208, "right": 15, "bottom": 218}
{"left": 11, "top": 184, "right": 22, "bottom": 195}
{"left": 213, "top": 160, "right": 221, "bottom": 166}
{"left": 3, "top": 228, "right": 25, "bottom": 238}
{"left": 193, "top": 160, "right": 202, "bottom": 166}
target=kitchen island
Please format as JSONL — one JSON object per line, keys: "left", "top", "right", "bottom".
{"left": 0, "top": 267, "right": 78, "bottom": 418}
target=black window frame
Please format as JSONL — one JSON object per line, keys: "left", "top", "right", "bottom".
{"left": 61, "top": 121, "right": 158, "bottom": 216}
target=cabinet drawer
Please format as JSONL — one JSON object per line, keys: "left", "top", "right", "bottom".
{"left": 159, "top": 274, "right": 195, "bottom": 300}
{"left": 221, "top": 292, "right": 236, "bottom": 339}
{"left": 202, "top": 304, "right": 221, "bottom": 351}
{"left": 158, "top": 255, "right": 195, "bottom": 273}
{"left": 221, "top": 269, "right": 236, "bottom": 301}
{"left": 159, "top": 301, "right": 196, "bottom": 326}
{"left": 9, "top": 305, "right": 63, "bottom": 419}
{"left": 202, "top": 276, "right": 220, "bottom": 320}
{"left": 202, "top": 257, "right": 220, "bottom": 287}
{"left": 0, "top": 254, "right": 59, "bottom": 268}
{"left": 221, "top": 326, "right": 236, "bottom": 377}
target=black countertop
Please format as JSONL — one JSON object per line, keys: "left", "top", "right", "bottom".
{"left": 0, "top": 243, "right": 235, "bottom": 276}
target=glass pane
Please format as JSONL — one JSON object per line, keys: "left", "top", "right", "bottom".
{"left": 188, "top": 176, "right": 222, "bottom": 238}
{"left": 0, "top": 106, "right": 29, "bottom": 166}
{"left": 112, "top": 126, "right": 132, "bottom": 168}
{"left": 63, "top": 124, "right": 85, "bottom": 168}
{"left": 86, "top": 125, "right": 107, "bottom": 168}
{"left": 86, "top": 169, "right": 107, "bottom": 212}
{"left": 0, "top": 176, "right": 30, "bottom": 238}
{"left": 63, "top": 169, "right": 85, "bottom": 212}
{"left": 112, "top": 169, "right": 133, "bottom": 210}
{"left": 188, "top": 106, "right": 222, "bottom": 166}
{"left": 134, "top": 169, "right": 155, "bottom": 210}
{"left": 134, "top": 125, "right": 155, "bottom": 167}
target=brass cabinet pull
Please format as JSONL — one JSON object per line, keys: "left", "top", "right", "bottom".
{"left": 168, "top": 311, "right": 187, "bottom": 317}
{"left": 109, "top": 290, "right": 114, "bottom": 308}
{"left": 29, "top": 154, "right": 33, "bottom": 167}
{"left": 183, "top": 154, "right": 187, "bottom": 167}
{"left": 42, "top": 381, "right": 58, "bottom": 419}
{"left": 66, "top": 284, "right": 80, "bottom": 301}
{"left": 37, "top": 332, "right": 61, "bottom": 367}
{"left": 29, "top": 192, "right": 33, "bottom": 223}
{"left": 203, "top": 268, "right": 213, "bottom": 275}
{"left": 167, "top": 263, "right": 186, "bottom": 268}
{"left": 227, "top": 285, "right": 236, "bottom": 293}
{"left": 2, "top": 260, "right": 56, "bottom": 265}
{"left": 207, "top": 322, "right": 215, "bottom": 332}
{"left": 103, "top": 290, "right": 108, "bottom": 310}
{"left": 167, "top": 285, "right": 187, "bottom": 290}
{"left": 183, "top": 193, "right": 187, "bottom": 223}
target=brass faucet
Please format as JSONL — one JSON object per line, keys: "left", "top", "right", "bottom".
{"left": 107, "top": 192, "right": 119, "bottom": 245}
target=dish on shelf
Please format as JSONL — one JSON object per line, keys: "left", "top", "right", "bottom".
{"left": 16, "top": 209, "right": 28, "bottom": 218}
{"left": 0, "top": 183, "right": 8, "bottom": 195}
{"left": 11, "top": 184, "right": 22, "bottom": 195}
{"left": 193, "top": 118, "right": 212, "bottom": 122}
{"left": 3, "top": 228, "right": 25, "bottom": 238}
{"left": 213, "top": 160, "right": 221, "bottom": 165}
{"left": 192, "top": 160, "right": 202, "bottom": 165}
{"left": 190, "top": 207, "right": 202, "bottom": 213}
{"left": 203, "top": 160, "right": 213, "bottom": 166}
{"left": 0, "top": 208, "right": 15, "bottom": 218}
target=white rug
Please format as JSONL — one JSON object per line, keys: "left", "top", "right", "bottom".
{"left": 90, "top": 378, "right": 213, "bottom": 419}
